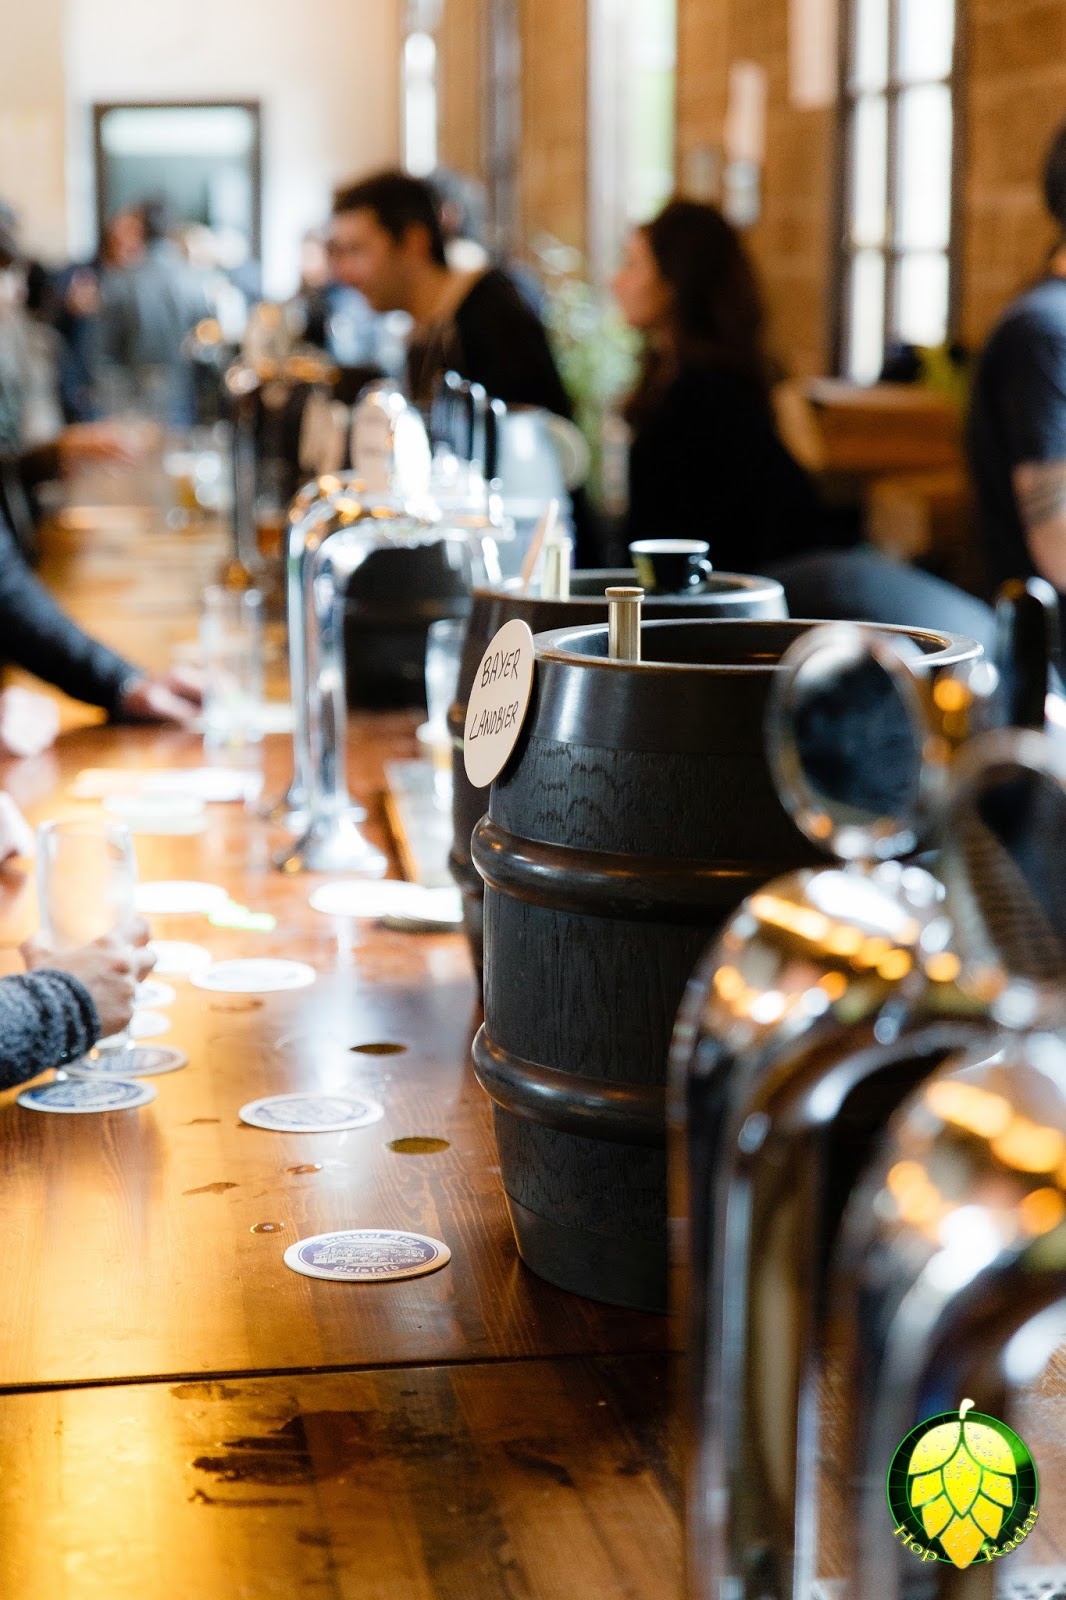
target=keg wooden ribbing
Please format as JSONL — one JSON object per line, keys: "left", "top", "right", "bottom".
{"left": 449, "top": 570, "right": 788, "bottom": 972}
{"left": 471, "top": 618, "right": 982, "bottom": 1312}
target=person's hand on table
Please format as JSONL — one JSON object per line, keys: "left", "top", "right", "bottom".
{"left": 118, "top": 667, "right": 203, "bottom": 726}
{"left": 20, "top": 919, "right": 156, "bottom": 1039}
{"left": 0, "top": 687, "right": 61, "bottom": 757}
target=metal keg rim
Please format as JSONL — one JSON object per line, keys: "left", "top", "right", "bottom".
{"left": 473, "top": 569, "right": 787, "bottom": 607}
{"left": 532, "top": 616, "right": 982, "bottom": 673}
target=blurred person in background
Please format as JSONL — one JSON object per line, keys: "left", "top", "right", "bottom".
{"left": 40, "top": 209, "right": 144, "bottom": 427}
{"left": 290, "top": 228, "right": 378, "bottom": 366}
{"left": 0, "top": 204, "right": 154, "bottom": 553}
{"left": 98, "top": 199, "right": 210, "bottom": 424}
{"left": 612, "top": 198, "right": 823, "bottom": 571}
{"left": 969, "top": 121, "right": 1066, "bottom": 623}
{"left": 329, "top": 170, "right": 572, "bottom": 419}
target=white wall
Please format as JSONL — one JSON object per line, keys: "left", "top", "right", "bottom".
{"left": 0, "top": 0, "right": 402, "bottom": 295}
{"left": 0, "top": 0, "right": 70, "bottom": 260}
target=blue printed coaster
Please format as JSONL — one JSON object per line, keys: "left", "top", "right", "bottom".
{"left": 19, "top": 1078, "right": 156, "bottom": 1113}
{"left": 283, "top": 1229, "right": 451, "bottom": 1282}
{"left": 239, "top": 1093, "right": 383, "bottom": 1133}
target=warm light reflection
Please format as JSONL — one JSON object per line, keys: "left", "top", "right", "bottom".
{"left": 877, "top": 949, "right": 913, "bottom": 981}
{"left": 934, "top": 678, "right": 971, "bottom": 714}
{"left": 887, "top": 1159, "right": 944, "bottom": 1226}
{"left": 1019, "top": 1187, "right": 1066, "bottom": 1237}
{"left": 856, "top": 936, "right": 893, "bottom": 968}
{"left": 925, "top": 951, "right": 961, "bottom": 984}
{"left": 826, "top": 925, "right": 864, "bottom": 957}
{"left": 819, "top": 971, "right": 848, "bottom": 1001}
{"left": 714, "top": 965, "right": 745, "bottom": 1002}
{"left": 992, "top": 1117, "right": 1066, "bottom": 1175}
{"left": 750, "top": 894, "right": 831, "bottom": 943}
{"left": 926, "top": 1081, "right": 1012, "bottom": 1139}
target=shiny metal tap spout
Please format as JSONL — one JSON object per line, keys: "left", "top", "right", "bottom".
{"left": 272, "top": 478, "right": 443, "bottom": 875}
{"left": 672, "top": 624, "right": 990, "bottom": 1600}
{"left": 820, "top": 728, "right": 1066, "bottom": 1598}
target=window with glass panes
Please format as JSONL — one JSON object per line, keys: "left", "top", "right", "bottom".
{"left": 840, "top": 0, "right": 956, "bottom": 383}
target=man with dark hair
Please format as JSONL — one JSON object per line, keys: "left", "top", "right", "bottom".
{"left": 329, "top": 169, "right": 571, "bottom": 418}
{"left": 968, "top": 122, "right": 1066, "bottom": 613}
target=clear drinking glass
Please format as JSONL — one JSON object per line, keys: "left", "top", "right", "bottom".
{"left": 421, "top": 617, "right": 465, "bottom": 806}
{"left": 200, "top": 586, "right": 265, "bottom": 754}
{"left": 36, "top": 818, "right": 137, "bottom": 1055}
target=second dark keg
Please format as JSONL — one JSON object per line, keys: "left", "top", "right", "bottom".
{"left": 471, "top": 617, "right": 982, "bottom": 1313}
{"left": 450, "top": 569, "right": 788, "bottom": 971}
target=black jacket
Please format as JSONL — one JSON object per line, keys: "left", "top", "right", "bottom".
{"left": 0, "top": 508, "right": 137, "bottom": 713}
{"left": 0, "top": 968, "right": 100, "bottom": 1089}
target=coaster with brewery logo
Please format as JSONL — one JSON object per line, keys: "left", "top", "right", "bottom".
{"left": 283, "top": 1229, "right": 451, "bottom": 1283}
{"left": 239, "top": 1093, "right": 384, "bottom": 1133}
{"left": 18, "top": 1078, "right": 156, "bottom": 1113}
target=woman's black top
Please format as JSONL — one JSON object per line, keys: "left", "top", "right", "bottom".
{"left": 625, "top": 364, "right": 824, "bottom": 572}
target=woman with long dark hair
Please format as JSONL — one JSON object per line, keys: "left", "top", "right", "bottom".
{"left": 613, "top": 199, "right": 823, "bottom": 571}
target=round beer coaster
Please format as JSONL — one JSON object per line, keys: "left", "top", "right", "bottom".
{"left": 66, "top": 1046, "right": 188, "bottom": 1079}
{"left": 135, "top": 980, "right": 177, "bottom": 1010}
{"left": 192, "top": 960, "right": 317, "bottom": 995}
{"left": 135, "top": 881, "right": 231, "bottom": 915}
{"left": 129, "top": 1010, "right": 171, "bottom": 1040}
{"left": 309, "top": 880, "right": 461, "bottom": 926}
{"left": 19, "top": 1078, "right": 156, "bottom": 1113}
{"left": 283, "top": 1229, "right": 451, "bottom": 1283}
{"left": 148, "top": 941, "right": 213, "bottom": 977}
{"left": 239, "top": 1093, "right": 384, "bottom": 1133}
{"left": 143, "top": 767, "right": 263, "bottom": 803}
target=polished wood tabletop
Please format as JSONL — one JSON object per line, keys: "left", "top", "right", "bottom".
{"left": 0, "top": 508, "right": 682, "bottom": 1598}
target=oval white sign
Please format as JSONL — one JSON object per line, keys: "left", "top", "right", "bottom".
{"left": 463, "top": 618, "right": 536, "bottom": 789}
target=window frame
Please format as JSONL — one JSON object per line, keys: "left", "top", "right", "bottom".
{"left": 831, "top": 0, "right": 965, "bottom": 380}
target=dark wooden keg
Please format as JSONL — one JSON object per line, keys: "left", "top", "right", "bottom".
{"left": 449, "top": 570, "right": 788, "bottom": 972}
{"left": 470, "top": 617, "right": 982, "bottom": 1313}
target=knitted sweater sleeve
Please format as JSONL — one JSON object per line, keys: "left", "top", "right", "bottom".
{"left": 0, "top": 970, "right": 100, "bottom": 1090}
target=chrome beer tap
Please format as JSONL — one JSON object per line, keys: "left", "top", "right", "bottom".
{"left": 824, "top": 728, "right": 1066, "bottom": 1598}
{"left": 672, "top": 622, "right": 991, "bottom": 1600}
{"left": 273, "top": 389, "right": 499, "bottom": 874}
{"left": 272, "top": 478, "right": 442, "bottom": 875}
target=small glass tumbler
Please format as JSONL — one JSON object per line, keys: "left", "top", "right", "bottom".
{"left": 422, "top": 617, "right": 465, "bottom": 805}
{"left": 36, "top": 818, "right": 137, "bottom": 1055}
{"left": 200, "top": 586, "right": 265, "bottom": 755}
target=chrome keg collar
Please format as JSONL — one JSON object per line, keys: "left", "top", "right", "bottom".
{"left": 936, "top": 727, "right": 1066, "bottom": 1030}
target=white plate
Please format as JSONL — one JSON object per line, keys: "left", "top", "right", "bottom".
{"left": 191, "top": 959, "right": 317, "bottom": 994}
{"left": 239, "top": 1093, "right": 384, "bottom": 1133}
{"left": 283, "top": 1229, "right": 451, "bottom": 1283}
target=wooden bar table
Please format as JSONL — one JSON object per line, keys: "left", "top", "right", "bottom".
{"left": 0, "top": 511, "right": 682, "bottom": 1599}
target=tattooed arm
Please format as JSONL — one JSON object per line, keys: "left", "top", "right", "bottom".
{"left": 1014, "top": 459, "right": 1066, "bottom": 588}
